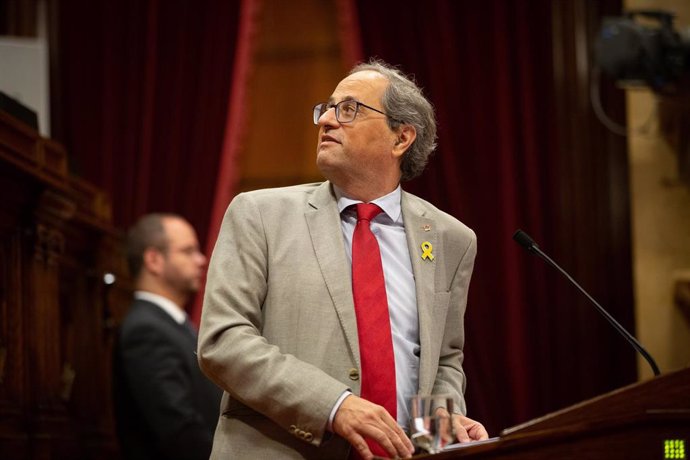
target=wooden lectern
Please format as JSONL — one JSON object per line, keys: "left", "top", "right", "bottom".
{"left": 415, "top": 366, "right": 690, "bottom": 459}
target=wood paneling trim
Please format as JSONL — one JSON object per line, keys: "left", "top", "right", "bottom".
{"left": 0, "top": 112, "right": 125, "bottom": 459}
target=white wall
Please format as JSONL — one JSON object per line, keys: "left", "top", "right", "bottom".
{"left": 0, "top": 0, "right": 50, "bottom": 136}
{"left": 623, "top": 0, "right": 690, "bottom": 379}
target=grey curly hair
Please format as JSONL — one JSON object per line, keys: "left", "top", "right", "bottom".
{"left": 350, "top": 59, "right": 437, "bottom": 181}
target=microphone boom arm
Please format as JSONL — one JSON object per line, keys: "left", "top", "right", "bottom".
{"left": 513, "top": 229, "right": 661, "bottom": 376}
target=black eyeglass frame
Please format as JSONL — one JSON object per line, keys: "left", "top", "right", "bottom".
{"left": 312, "top": 100, "right": 403, "bottom": 125}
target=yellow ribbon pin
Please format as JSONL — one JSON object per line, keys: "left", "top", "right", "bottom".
{"left": 421, "top": 241, "right": 434, "bottom": 261}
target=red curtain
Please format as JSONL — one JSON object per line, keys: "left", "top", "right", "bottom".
{"left": 191, "top": 0, "right": 261, "bottom": 326}
{"left": 52, "top": 0, "right": 243, "bottom": 250}
{"left": 346, "top": 0, "right": 636, "bottom": 435}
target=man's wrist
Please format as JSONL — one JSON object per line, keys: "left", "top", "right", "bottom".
{"left": 327, "top": 390, "right": 352, "bottom": 431}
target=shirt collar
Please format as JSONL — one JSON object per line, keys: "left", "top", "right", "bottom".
{"left": 334, "top": 185, "right": 402, "bottom": 222}
{"left": 134, "top": 291, "right": 187, "bottom": 325}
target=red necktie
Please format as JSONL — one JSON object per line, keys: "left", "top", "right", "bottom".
{"left": 351, "top": 203, "right": 397, "bottom": 458}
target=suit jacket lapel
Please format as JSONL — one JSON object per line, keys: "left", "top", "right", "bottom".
{"left": 303, "top": 184, "right": 445, "bottom": 381}
{"left": 304, "top": 182, "right": 360, "bottom": 367}
{"left": 401, "top": 192, "right": 439, "bottom": 395}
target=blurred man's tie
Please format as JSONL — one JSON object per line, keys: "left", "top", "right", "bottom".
{"left": 182, "top": 318, "right": 197, "bottom": 339}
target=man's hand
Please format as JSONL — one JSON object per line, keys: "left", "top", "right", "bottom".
{"left": 435, "top": 408, "right": 489, "bottom": 443}
{"left": 333, "top": 394, "right": 414, "bottom": 460}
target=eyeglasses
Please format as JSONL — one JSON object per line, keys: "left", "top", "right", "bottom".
{"left": 312, "top": 99, "right": 401, "bottom": 125}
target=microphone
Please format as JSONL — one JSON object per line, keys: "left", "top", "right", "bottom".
{"left": 513, "top": 229, "right": 661, "bottom": 376}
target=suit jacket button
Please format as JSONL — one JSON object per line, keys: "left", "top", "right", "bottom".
{"left": 349, "top": 368, "right": 360, "bottom": 380}
{"left": 304, "top": 432, "right": 314, "bottom": 442}
{"left": 289, "top": 425, "right": 297, "bottom": 434}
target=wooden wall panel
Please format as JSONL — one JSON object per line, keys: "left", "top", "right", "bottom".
{"left": 0, "top": 110, "right": 127, "bottom": 459}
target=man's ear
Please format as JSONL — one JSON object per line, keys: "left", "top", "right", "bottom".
{"left": 392, "top": 124, "right": 416, "bottom": 159}
{"left": 142, "top": 247, "right": 165, "bottom": 276}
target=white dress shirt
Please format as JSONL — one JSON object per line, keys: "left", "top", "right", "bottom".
{"left": 334, "top": 185, "right": 420, "bottom": 429}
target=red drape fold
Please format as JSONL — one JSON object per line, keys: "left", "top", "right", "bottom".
{"left": 54, "top": 1, "right": 254, "bottom": 324}
{"left": 335, "top": 0, "right": 364, "bottom": 69}
{"left": 190, "top": 0, "right": 261, "bottom": 327}
{"left": 54, "top": 0, "right": 242, "bottom": 251}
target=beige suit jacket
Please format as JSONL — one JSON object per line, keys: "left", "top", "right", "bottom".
{"left": 198, "top": 181, "right": 477, "bottom": 459}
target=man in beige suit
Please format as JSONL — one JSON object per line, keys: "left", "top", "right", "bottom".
{"left": 198, "top": 59, "right": 487, "bottom": 459}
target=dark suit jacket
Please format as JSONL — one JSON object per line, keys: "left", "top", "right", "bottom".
{"left": 114, "top": 298, "right": 221, "bottom": 460}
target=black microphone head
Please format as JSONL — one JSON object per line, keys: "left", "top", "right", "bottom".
{"left": 513, "top": 229, "right": 538, "bottom": 252}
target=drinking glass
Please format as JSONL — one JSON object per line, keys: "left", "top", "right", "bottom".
{"left": 409, "top": 394, "right": 456, "bottom": 454}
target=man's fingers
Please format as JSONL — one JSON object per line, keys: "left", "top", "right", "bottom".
{"left": 359, "top": 405, "right": 412, "bottom": 458}
{"left": 347, "top": 432, "right": 373, "bottom": 460}
{"left": 377, "top": 415, "right": 414, "bottom": 458}
{"left": 467, "top": 421, "right": 489, "bottom": 441}
{"left": 334, "top": 414, "right": 375, "bottom": 459}
{"left": 333, "top": 396, "right": 414, "bottom": 459}
{"left": 385, "top": 411, "right": 415, "bottom": 454}
{"left": 451, "top": 414, "right": 489, "bottom": 442}
{"left": 453, "top": 417, "right": 471, "bottom": 442}
{"left": 342, "top": 418, "right": 409, "bottom": 460}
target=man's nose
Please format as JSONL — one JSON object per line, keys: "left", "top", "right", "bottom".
{"left": 318, "top": 106, "right": 339, "bottom": 128}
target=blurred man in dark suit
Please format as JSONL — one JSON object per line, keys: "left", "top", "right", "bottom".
{"left": 114, "top": 213, "right": 221, "bottom": 460}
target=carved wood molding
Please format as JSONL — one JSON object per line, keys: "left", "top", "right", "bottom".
{"left": 32, "top": 190, "right": 77, "bottom": 267}
{"left": 34, "top": 224, "right": 64, "bottom": 267}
